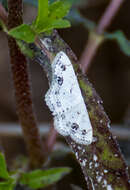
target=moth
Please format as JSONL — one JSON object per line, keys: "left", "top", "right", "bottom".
{"left": 45, "top": 51, "right": 93, "bottom": 145}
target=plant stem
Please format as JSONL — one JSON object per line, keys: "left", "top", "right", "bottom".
{"left": 7, "top": 0, "right": 45, "bottom": 168}
{"left": 123, "top": 104, "right": 130, "bottom": 125}
{"left": 0, "top": 3, "right": 8, "bottom": 25}
{"left": 96, "top": 0, "right": 124, "bottom": 34}
{"left": 79, "top": 32, "right": 104, "bottom": 74}
{"left": 80, "top": 0, "right": 124, "bottom": 73}
{"left": 45, "top": 123, "right": 58, "bottom": 153}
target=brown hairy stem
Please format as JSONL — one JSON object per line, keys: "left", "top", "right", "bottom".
{"left": 7, "top": 0, "right": 45, "bottom": 168}
{"left": 80, "top": 0, "right": 124, "bottom": 73}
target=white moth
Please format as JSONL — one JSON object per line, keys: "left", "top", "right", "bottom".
{"left": 45, "top": 51, "right": 93, "bottom": 145}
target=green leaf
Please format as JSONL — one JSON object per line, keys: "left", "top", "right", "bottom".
{"left": 35, "top": 18, "right": 71, "bottom": 33}
{"left": 105, "top": 30, "right": 130, "bottom": 56}
{"left": 16, "top": 40, "right": 35, "bottom": 58}
{"left": 8, "top": 24, "right": 36, "bottom": 43}
{"left": 46, "top": 18, "right": 70, "bottom": 30}
{"left": 49, "top": 0, "right": 71, "bottom": 19}
{"left": 20, "top": 167, "right": 71, "bottom": 189}
{"left": 8, "top": 0, "right": 71, "bottom": 43}
{"left": 35, "top": 0, "right": 48, "bottom": 28}
{"left": 32, "top": 0, "right": 71, "bottom": 34}
{"left": 0, "top": 179, "right": 15, "bottom": 190}
{"left": 0, "top": 152, "right": 17, "bottom": 190}
{"left": 0, "top": 153, "right": 10, "bottom": 179}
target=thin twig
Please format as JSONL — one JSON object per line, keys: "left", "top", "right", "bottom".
{"left": 96, "top": 0, "right": 124, "bottom": 34}
{"left": 0, "top": 3, "right": 8, "bottom": 25}
{"left": 79, "top": 32, "right": 104, "bottom": 73}
{"left": 80, "top": 0, "right": 124, "bottom": 73}
{"left": 35, "top": 37, "right": 54, "bottom": 62}
{"left": 45, "top": 123, "right": 58, "bottom": 153}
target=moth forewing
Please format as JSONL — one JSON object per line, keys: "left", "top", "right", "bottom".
{"left": 45, "top": 51, "right": 93, "bottom": 145}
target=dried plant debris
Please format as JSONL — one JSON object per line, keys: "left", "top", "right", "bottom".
{"left": 34, "top": 31, "right": 130, "bottom": 189}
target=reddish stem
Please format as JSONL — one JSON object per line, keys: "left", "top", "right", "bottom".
{"left": 80, "top": 32, "right": 103, "bottom": 74}
{"left": 96, "top": 0, "right": 124, "bottom": 34}
{"left": 46, "top": 123, "right": 57, "bottom": 153}
{"left": 0, "top": 3, "right": 8, "bottom": 25}
{"left": 80, "top": 0, "right": 124, "bottom": 73}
